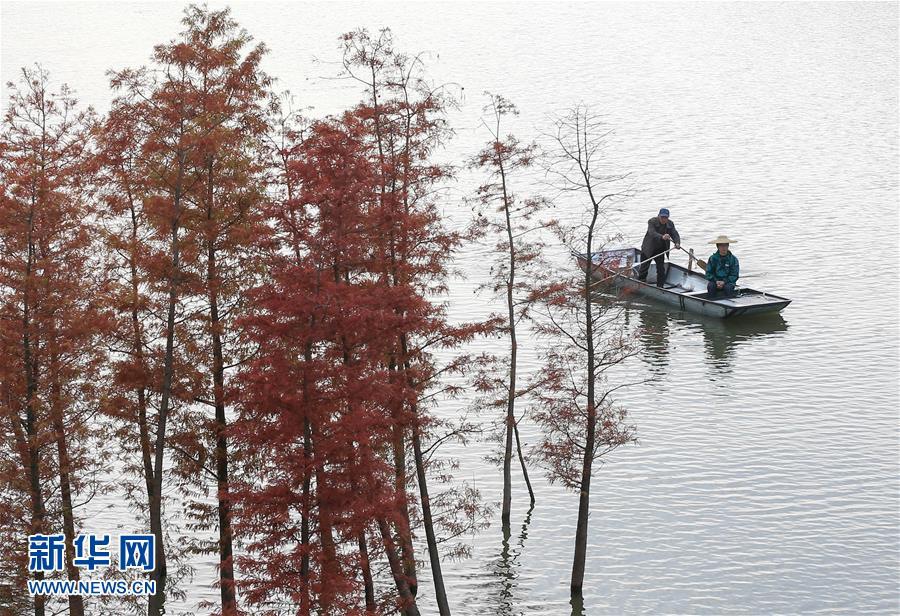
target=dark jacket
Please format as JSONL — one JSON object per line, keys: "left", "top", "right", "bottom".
{"left": 705, "top": 251, "right": 739, "bottom": 285}
{"left": 641, "top": 217, "right": 680, "bottom": 256}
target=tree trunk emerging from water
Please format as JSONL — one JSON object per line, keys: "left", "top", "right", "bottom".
{"left": 535, "top": 105, "right": 640, "bottom": 597}
{"left": 412, "top": 421, "right": 451, "bottom": 615}
{"left": 471, "top": 93, "right": 553, "bottom": 527}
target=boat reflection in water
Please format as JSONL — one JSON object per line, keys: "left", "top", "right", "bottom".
{"left": 693, "top": 311, "right": 789, "bottom": 369}
{"left": 628, "top": 299, "right": 789, "bottom": 371}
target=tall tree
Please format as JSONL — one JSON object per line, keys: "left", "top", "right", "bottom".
{"left": 97, "top": 79, "right": 180, "bottom": 613}
{"left": 233, "top": 112, "right": 421, "bottom": 615}
{"left": 340, "top": 30, "right": 419, "bottom": 597}
{"left": 340, "top": 30, "right": 480, "bottom": 613}
{"left": 171, "top": 8, "right": 271, "bottom": 613}
{"left": 105, "top": 10, "right": 218, "bottom": 608}
{"left": 96, "top": 76, "right": 156, "bottom": 533}
{"left": 471, "top": 93, "right": 555, "bottom": 529}
{"left": 535, "top": 105, "right": 640, "bottom": 597}
{"left": 0, "top": 66, "right": 102, "bottom": 616}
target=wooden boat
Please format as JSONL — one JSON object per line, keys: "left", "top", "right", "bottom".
{"left": 575, "top": 247, "right": 791, "bottom": 319}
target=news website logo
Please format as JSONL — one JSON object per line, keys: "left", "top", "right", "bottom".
{"left": 27, "top": 533, "right": 156, "bottom": 597}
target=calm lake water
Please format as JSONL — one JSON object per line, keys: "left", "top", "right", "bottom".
{"left": 3, "top": 2, "right": 898, "bottom": 614}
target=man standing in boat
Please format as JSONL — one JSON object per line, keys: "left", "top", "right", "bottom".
{"left": 705, "top": 235, "right": 740, "bottom": 298}
{"left": 638, "top": 208, "right": 680, "bottom": 287}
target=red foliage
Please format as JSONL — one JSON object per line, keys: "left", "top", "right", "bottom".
{"left": 0, "top": 66, "right": 107, "bottom": 616}
{"left": 232, "top": 114, "right": 415, "bottom": 614}
{"left": 231, "top": 29, "right": 485, "bottom": 615}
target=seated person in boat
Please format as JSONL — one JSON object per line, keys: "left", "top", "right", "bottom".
{"left": 638, "top": 208, "right": 680, "bottom": 287}
{"left": 706, "top": 235, "right": 739, "bottom": 298}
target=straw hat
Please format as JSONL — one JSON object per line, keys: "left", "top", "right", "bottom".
{"left": 708, "top": 235, "right": 737, "bottom": 244}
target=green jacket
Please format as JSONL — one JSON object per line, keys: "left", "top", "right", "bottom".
{"left": 705, "top": 251, "right": 739, "bottom": 284}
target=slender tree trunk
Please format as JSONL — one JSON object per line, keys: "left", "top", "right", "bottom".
{"left": 25, "top": 367, "right": 46, "bottom": 616}
{"left": 205, "top": 160, "right": 238, "bottom": 615}
{"left": 395, "top": 432, "right": 417, "bottom": 598}
{"left": 209, "top": 265, "right": 236, "bottom": 615}
{"left": 23, "top": 199, "right": 45, "bottom": 616}
{"left": 388, "top": 354, "right": 417, "bottom": 597}
{"left": 571, "top": 204, "right": 600, "bottom": 596}
{"left": 399, "top": 325, "right": 448, "bottom": 612}
{"left": 298, "top": 414, "right": 313, "bottom": 613}
{"left": 358, "top": 530, "right": 376, "bottom": 613}
{"left": 412, "top": 422, "right": 451, "bottom": 615}
{"left": 386, "top": 296, "right": 416, "bottom": 597}
{"left": 148, "top": 156, "right": 185, "bottom": 616}
{"left": 310, "top": 419, "right": 340, "bottom": 613}
{"left": 50, "top": 341, "right": 85, "bottom": 616}
{"left": 126, "top": 196, "right": 156, "bottom": 522}
{"left": 316, "top": 478, "right": 340, "bottom": 612}
{"left": 378, "top": 517, "right": 421, "bottom": 616}
{"left": 499, "top": 156, "right": 517, "bottom": 527}
{"left": 300, "top": 344, "right": 313, "bottom": 615}
{"left": 513, "top": 422, "right": 534, "bottom": 506}
{"left": 570, "top": 407, "right": 595, "bottom": 596}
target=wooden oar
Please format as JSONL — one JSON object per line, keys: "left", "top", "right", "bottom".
{"left": 679, "top": 246, "right": 706, "bottom": 270}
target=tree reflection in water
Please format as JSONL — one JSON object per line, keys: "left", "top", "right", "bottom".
{"left": 569, "top": 591, "right": 585, "bottom": 616}
{"left": 483, "top": 505, "right": 535, "bottom": 616}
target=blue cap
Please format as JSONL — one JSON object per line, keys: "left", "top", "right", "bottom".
{"left": 658, "top": 208, "right": 670, "bottom": 217}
